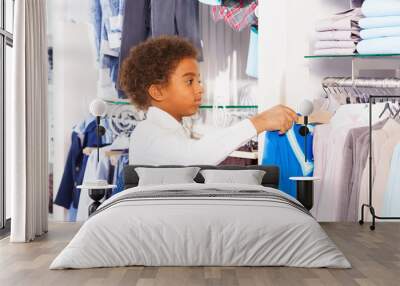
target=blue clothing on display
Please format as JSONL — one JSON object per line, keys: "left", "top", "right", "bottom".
{"left": 360, "top": 16, "right": 400, "bottom": 29}
{"left": 362, "top": 0, "right": 400, "bottom": 18}
{"left": 262, "top": 124, "right": 314, "bottom": 198}
{"left": 360, "top": 26, "right": 400, "bottom": 40}
{"left": 54, "top": 119, "right": 113, "bottom": 209}
{"left": 357, "top": 36, "right": 400, "bottom": 54}
{"left": 383, "top": 144, "right": 400, "bottom": 216}
{"left": 246, "top": 25, "right": 258, "bottom": 78}
{"left": 112, "top": 153, "right": 129, "bottom": 196}
{"left": 91, "top": 0, "right": 125, "bottom": 97}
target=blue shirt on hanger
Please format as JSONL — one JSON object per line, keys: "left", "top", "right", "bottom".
{"left": 262, "top": 123, "right": 314, "bottom": 198}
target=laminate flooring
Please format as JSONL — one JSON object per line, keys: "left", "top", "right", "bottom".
{"left": 0, "top": 222, "right": 400, "bottom": 286}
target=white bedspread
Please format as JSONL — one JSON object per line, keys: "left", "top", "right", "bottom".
{"left": 50, "top": 183, "right": 351, "bottom": 269}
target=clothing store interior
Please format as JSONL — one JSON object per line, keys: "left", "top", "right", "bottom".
{"left": 2, "top": 0, "right": 400, "bottom": 285}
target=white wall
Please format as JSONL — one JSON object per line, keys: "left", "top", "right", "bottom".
{"left": 259, "top": 0, "right": 352, "bottom": 111}
{"left": 49, "top": 0, "right": 98, "bottom": 221}
{"left": 257, "top": 0, "right": 353, "bottom": 159}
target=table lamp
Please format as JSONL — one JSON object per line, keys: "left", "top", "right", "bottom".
{"left": 89, "top": 99, "right": 107, "bottom": 162}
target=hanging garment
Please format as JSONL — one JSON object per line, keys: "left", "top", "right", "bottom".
{"left": 342, "top": 119, "right": 388, "bottom": 221}
{"left": 262, "top": 124, "right": 314, "bottom": 198}
{"left": 76, "top": 148, "right": 112, "bottom": 222}
{"left": 336, "top": 119, "right": 387, "bottom": 221}
{"left": 112, "top": 153, "right": 129, "bottom": 196}
{"left": 151, "top": 0, "right": 203, "bottom": 60}
{"left": 370, "top": 120, "right": 400, "bottom": 216}
{"left": 360, "top": 16, "right": 400, "bottom": 29}
{"left": 212, "top": 1, "right": 258, "bottom": 32}
{"left": 117, "top": 0, "right": 151, "bottom": 90}
{"left": 358, "top": 119, "right": 400, "bottom": 221}
{"left": 383, "top": 144, "right": 400, "bottom": 216}
{"left": 129, "top": 106, "right": 257, "bottom": 165}
{"left": 199, "top": 0, "right": 221, "bottom": 5}
{"left": 361, "top": 0, "right": 400, "bottom": 18}
{"left": 312, "top": 103, "right": 386, "bottom": 221}
{"left": 91, "top": 0, "right": 126, "bottom": 98}
{"left": 246, "top": 25, "right": 258, "bottom": 78}
{"left": 54, "top": 119, "right": 113, "bottom": 210}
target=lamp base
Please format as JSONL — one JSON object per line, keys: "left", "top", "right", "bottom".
{"left": 289, "top": 177, "right": 319, "bottom": 211}
{"left": 88, "top": 189, "right": 106, "bottom": 216}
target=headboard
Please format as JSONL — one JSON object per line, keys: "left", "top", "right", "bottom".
{"left": 123, "top": 165, "right": 280, "bottom": 189}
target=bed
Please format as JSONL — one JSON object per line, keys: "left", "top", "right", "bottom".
{"left": 50, "top": 165, "right": 350, "bottom": 269}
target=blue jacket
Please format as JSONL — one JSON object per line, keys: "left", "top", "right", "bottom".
{"left": 262, "top": 123, "right": 314, "bottom": 198}
{"left": 54, "top": 120, "right": 110, "bottom": 209}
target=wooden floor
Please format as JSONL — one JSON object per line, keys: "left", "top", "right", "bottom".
{"left": 0, "top": 222, "right": 400, "bottom": 286}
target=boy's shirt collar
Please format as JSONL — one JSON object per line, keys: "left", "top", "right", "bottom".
{"left": 146, "top": 106, "right": 183, "bottom": 130}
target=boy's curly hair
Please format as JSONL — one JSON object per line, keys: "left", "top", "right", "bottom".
{"left": 119, "top": 36, "right": 198, "bottom": 110}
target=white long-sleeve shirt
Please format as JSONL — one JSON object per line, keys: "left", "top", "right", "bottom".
{"left": 129, "top": 107, "right": 257, "bottom": 165}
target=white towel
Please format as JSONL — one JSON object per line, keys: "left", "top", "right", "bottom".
{"left": 315, "top": 41, "right": 357, "bottom": 50}
{"left": 314, "top": 48, "right": 356, "bottom": 56}
{"left": 315, "top": 8, "right": 363, "bottom": 32}
{"left": 316, "top": 30, "right": 360, "bottom": 41}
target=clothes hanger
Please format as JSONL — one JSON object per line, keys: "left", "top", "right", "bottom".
{"left": 378, "top": 102, "right": 394, "bottom": 118}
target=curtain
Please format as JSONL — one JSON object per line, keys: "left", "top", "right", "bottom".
{"left": 10, "top": 0, "right": 48, "bottom": 242}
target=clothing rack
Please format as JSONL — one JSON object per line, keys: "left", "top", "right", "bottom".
{"left": 322, "top": 77, "right": 400, "bottom": 230}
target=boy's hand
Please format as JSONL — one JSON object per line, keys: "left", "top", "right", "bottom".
{"left": 250, "top": 105, "right": 298, "bottom": 135}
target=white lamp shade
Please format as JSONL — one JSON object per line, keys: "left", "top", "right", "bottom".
{"left": 299, "top": 99, "right": 314, "bottom": 116}
{"left": 89, "top": 99, "right": 107, "bottom": 117}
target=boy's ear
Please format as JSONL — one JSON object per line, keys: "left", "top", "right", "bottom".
{"left": 148, "top": 84, "right": 165, "bottom": 102}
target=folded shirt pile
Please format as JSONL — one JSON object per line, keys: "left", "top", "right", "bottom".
{"left": 358, "top": 0, "right": 400, "bottom": 54}
{"left": 314, "top": 8, "right": 363, "bottom": 56}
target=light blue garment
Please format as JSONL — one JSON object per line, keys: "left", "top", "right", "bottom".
{"left": 246, "top": 26, "right": 258, "bottom": 78}
{"left": 91, "top": 0, "right": 124, "bottom": 94}
{"left": 68, "top": 205, "right": 78, "bottom": 222}
{"left": 362, "top": 0, "right": 400, "bottom": 17}
{"left": 360, "top": 16, "right": 400, "bottom": 29}
{"left": 262, "top": 123, "right": 314, "bottom": 198}
{"left": 198, "top": 0, "right": 221, "bottom": 5}
{"left": 112, "top": 153, "right": 129, "bottom": 196}
{"left": 357, "top": 36, "right": 400, "bottom": 54}
{"left": 383, "top": 144, "right": 400, "bottom": 216}
{"left": 361, "top": 26, "right": 400, "bottom": 39}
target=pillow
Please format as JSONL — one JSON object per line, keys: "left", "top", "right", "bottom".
{"left": 135, "top": 167, "right": 201, "bottom": 186}
{"left": 200, "top": 169, "right": 266, "bottom": 185}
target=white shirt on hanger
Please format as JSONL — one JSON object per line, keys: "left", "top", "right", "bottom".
{"left": 358, "top": 118, "right": 400, "bottom": 222}
{"left": 129, "top": 106, "right": 257, "bottom": 165}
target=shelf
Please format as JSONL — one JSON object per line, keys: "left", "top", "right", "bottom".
{"left": 104, "top": 99, "right": 131, "bottom": 105}
{"left": 104, "top": 100, "right": 258, "bottom": 109}
{"left": 199, "top": 105, "right": 258, "bottom": 109}
{"left": 305, "top": 54, "right": 400, "bottom": 59}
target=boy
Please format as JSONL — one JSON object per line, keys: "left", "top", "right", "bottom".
{"left": 119, "top": 36, "right": 297, "bottom": 165}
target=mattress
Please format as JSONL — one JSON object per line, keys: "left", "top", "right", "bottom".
{"left": 50, "top": 183, "right": 351, "bottom": 269}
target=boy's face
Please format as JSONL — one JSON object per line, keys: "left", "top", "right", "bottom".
{"left": 150, "top": 57, "right": 204, "bottom": 121}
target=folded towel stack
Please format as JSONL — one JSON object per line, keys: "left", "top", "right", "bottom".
{"left": 358, "top": 0, "right": 400, "bottom": 54}
{"left": 314, "top": 8, "right": 363, "bottom": 56}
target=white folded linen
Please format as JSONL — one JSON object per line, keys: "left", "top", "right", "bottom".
{"left": 316, "top": 30, "right": 360, "bottom": 41}
{"left": 314, "top": 48, "right": 356, "bottom": 56}
{"left": 316, "top": 8, "right": 363, "bottom": 32}
{"left": 315, "top": 41, "right": 356, "bottom": 49}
